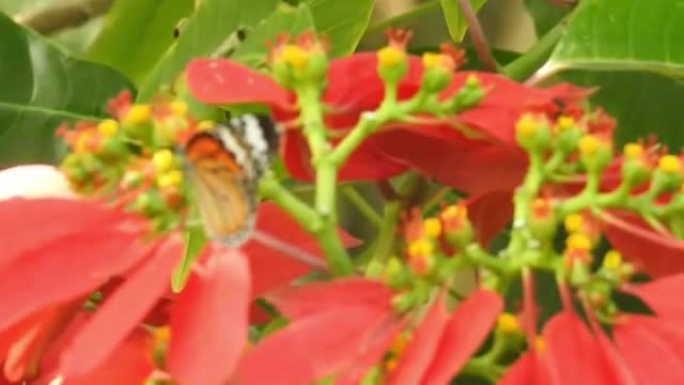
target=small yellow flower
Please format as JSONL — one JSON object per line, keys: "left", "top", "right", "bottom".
{"left": 602, "top": 250, "right": 622, "bottom": 270}
{"left": 280, "top": 45, "right": 310, "bottom": 68}
{"left": 408, "top": 238, "right": 434, "bottom": 258}
{"left": 658, "top": 155, "right": 681, "bottom": 174}
{"left": 496, "top": 313, "right": 521, "bottom": 334}
{"left": 515, "top": 114, "right": 537, "bottom": 138}
{"left": 566, "top": 233, "right": 592, "bottom": 251}
{"left": 170, "top": 101, "right": 188, "bottom": 116}
{"left": 623, "top": 143, "right": 644, "bottom": 159}
{"left": 197, "top": 120, "right": 215, "bottom": 131}
{"left": 564, "top": 213, "right": 583, "bottom": 233}
{"left": 157, "top": 169, "right": 183, "bottom": 188}
{"left": 556, "top": 115, "right": 575, "bottom": 131}
{"left": 423, "top": 218, "right": 442, "bottom": 238}
{"left": 441, "top": 203, "right": 467, "bottom": 220}
{"left": 97, "top": 119, "right": 118, "bottom": 137}
{"left": 578, "top": 135, "right": 601, "bottom": 157}
{"left": 377, "top": 46, "right": 405, "bottom": 67}
{"left": 153, "top": 149, "right": 177, "bottom": 172}
{"left": 124, "top": 104, "right": 151, "bottom": 125}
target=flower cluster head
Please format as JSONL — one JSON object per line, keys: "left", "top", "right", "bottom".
{"left": 57, "top": 91, "right": 211, "bottom": 233}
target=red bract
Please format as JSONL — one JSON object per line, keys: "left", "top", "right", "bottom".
{"left": 186, "top": 55, "right": 584, "bottom": 193}
{"left": 600, "top": 210, "right": 684, "bottom": 277}
{"left": 0, "top": 197, "right": 333, "bottom": 385}
{"left": 234, "top": 279, "right": 502, "bottom": 385}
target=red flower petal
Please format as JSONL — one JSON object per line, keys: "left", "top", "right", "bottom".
{"left": 420, "top": 289, "right": 503, "bottom": 385}
{"left": 378, "top": 127, "right": 528, "bottom": 194}
{"left": 0, "top": 203, "right": 149, "bottom": 333}
{"left": 614, "top": 315, "right": 684, "bottom": 384}
{"left": 245, "top": 203, "right": 359, "bottom": 297}
{"left": 333, "top": 320, "right": 404, "bottom": 385}
{"left": 466, "top": 191, "right": 513, "bottom": 246}
{"left": 185, "top": 59, "right": 292, "bottom": 112}
{"left": 499, "top": 351, "right": 555, "bottom": 385}
{"left": 624, "top": 273, "right": 684, "bottom": 322}
{"left": 58, "top": 235, "right": 182, "bottom": 378}
{"left": 55, "top": 330, "right": 153, "bottom": 385}
{"left": 600, "top": 210, "right": 684, "bottom": 277}
{"left": 167, "top": 246, "right": 250, "bottom": 385}
{"left": 266, "top": 278, "right": 393, "bottom": 320}
{"left": 1, "top": 304, "right": 77, "bottom": 382}
{"left": 387, "top": 294, "right": 450, "bottom": 385}
{"left": 233, "top": 306, "right": 390, "bottom": 385}
{"left": 0, "top": 198, "right": 141, "bottom": 273}
{"left": 543, "top": 311, "right": 625, "bottom": 385}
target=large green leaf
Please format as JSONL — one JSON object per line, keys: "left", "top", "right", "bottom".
{"left": 524, "top": 0, "right": 569, "bottom": 37}
{"left": 232, "top": 3, "right": 316, "bottom": 68}
{"left": 439, "top": 0, "right": 487, "bottom": 42}
{"left": 0, "top": 13, "right": 133, "bottom": 167}
{"left": 306, "top": 0, "right": 375, "bottom": 56}
{"left": 564, "top": 70, "right": 684, "bottom": 148}
{"left": 87, "top": 0, "right": 194, "bottom": 85}
{"left": 547, "top": 0, "right": 684, "bottom": 77}
{"left": 137, "top": 0, "right": 279, "bottom": 101}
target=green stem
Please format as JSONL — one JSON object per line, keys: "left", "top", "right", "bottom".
{"left": 258, "top": 174, "right": 322, "bottom": 233}
{"left": 461, "top": 357, "right": 505, "bottom": 384}
{"left": 341, "top": 185, "right": 383, "bottom": 228}
{"left": 295, "top": 83, "right": 355, "bottom": 275}
{"left": 501, "top": 18, "right": 566, "bottom": 82}
{"left": 370, "top": 200, "right": 401, "bottom": 264}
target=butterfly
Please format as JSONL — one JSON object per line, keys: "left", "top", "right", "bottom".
{"left": 184, "top": 114, "right": 279, "bottom": 246}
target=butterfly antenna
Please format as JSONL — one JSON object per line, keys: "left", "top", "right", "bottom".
{"left": 250, "top": 230, "right": 328, "bottom": 271}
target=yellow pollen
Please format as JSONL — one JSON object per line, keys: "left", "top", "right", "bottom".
{"left": 423, "top": 218, "right": 442, "bottom": 238}
{"left": 564, "top": 213, "right": 583, "bottom": 233}
{"left": 157, "top": 169, "right": 183, "bottom": 188}
{"left": 97, "top": 119, "right": 118, "bottom": 137}
{"left": 280, "top": 45, "right": 309, "bottom": 68}
{"left": 623, "top": 143, "right": 644, "bottom": 159}
{"left": 408, "top": 238, "right": 434, "bottom": 258}
{"left": 377, "top": 46, "right": 405, "bottom": 67}
{"left": 197, "top": 120, "right": 215, "bottom": 131}
{"left": 441, "top": 204, "right": 467, "bottom": 220}
{"left": 658, "top": 155, "right": 681, "bottom": 174}
{"left": 497, "top": 313, "right": 521, "bottom": 334}
{"left": 566, "top": 233, "right": 592, "bottom": 251}
{"left": 390, "top": 332, "right": 410, "bottom": 355}
{"left": 578, "top": 135, "right": 602, "bottom": 156}
{"left": 603, "top": 250, "right": 623, "bottom": 270}
{"left": 556, "top": 115, "right": 575, "bottom": 131}
{"left": 170, "top": 101, "right": 188, "bottom": 116}
{"left": 515, "top": 115, "right": 537, "bottom": 138}
{"left": 534, "top": 336, "right": 546, "bottom": 352}
{"left": 153, "top": 149, "right": 177, "bottom": 172}
{"left": 154, "top": 326, "right": 171, "bottom": 343}
{"left": 124, "top": 104, "right": 151, "bottom": 125}
{"left": 385, "top": 357, "right": 399, "bottom": 372}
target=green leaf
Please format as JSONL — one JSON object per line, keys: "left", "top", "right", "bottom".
{"left": 172, "top": 227, "right": 207, "bottom": 292}
{"left": 0, "top": 13, "right": 133, "bottom": 167}
{"left": 547, "top": 0, "right": 684, "bottom": 78}
{"left": 524, "top": 0, "right": 570, "bottom": 37}
{"left": 86, "top": 0, "right": 194, "bottom": 85}
{"left": 138, "top": 0, "right": 279, "bottom": 101}
{"left": 232, "top": 3, "right": 316, "bottom": 68}
{"left": 439, "top": 0, "right": 487, "bottom": 42}
{"left": 563, "top": 70, "right": 684, "bottom": 148}
{"left": 306, "top": 0, "right": 375, "bottom": 56}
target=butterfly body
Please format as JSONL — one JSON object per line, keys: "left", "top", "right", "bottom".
{"left": 184, "top": 114, "right": 279, "bottom": 246}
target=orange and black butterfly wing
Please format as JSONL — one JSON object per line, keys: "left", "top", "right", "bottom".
{"left": 185, "top": 133, "right": 255, "bottom": 246}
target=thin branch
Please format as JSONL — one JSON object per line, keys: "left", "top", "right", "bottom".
{"left": 457, "top": 0, "right": 498, "bottom": 72}
{"left": 14, "top": 0, "right": 114, "bottom": 35}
